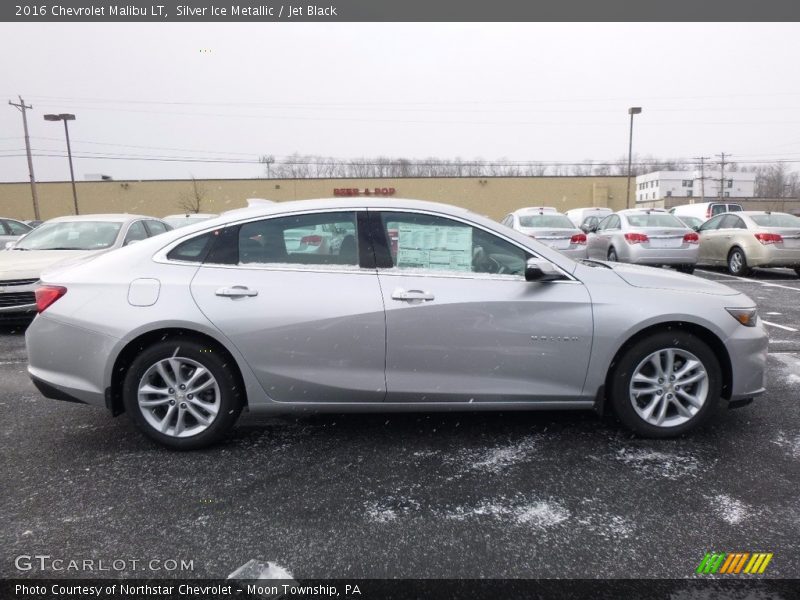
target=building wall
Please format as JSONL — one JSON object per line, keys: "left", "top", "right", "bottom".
{"left": 635, "top": 170, "right": 756, "bottom": 202}
{"left": 0, "top": 176, "right": 634, "bottom": 221}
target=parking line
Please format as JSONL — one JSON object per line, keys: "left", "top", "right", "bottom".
{"left": 762, "top": 320, "right": 799, "bottom": 332}
{"left": 695, "top": 269, "right": 800, "bottom": 291}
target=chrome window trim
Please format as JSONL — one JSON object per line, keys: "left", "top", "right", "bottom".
{"left": 152, "top": 205, "right": 577, "bottom": 282}
{"left": 153, "top": 207, "right": 366, "bottom": 270}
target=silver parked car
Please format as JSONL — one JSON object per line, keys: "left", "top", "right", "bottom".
{"left": 501, "top": 209, "right": 588, "bottom": 260}
{"left": 696, "top": 211, "right": 800, "bottom": 277}
{"left": 0, "top": 214, "right": 171, "bottom": 319}
{"left": 587, "top": 209, "right": 699, "bottom": 274}
{"left": 26, "top": 199, "right": 767, "bottom": 449}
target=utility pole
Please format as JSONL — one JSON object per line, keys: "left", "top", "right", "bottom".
{"left": 716, "top": 152, "right": 728, "bottom": 198}
{"left": 8, "top": 96, "right": 40, "bottom": 220}
{"left": 693, "top": 156, "right": 710, "bottom": 202}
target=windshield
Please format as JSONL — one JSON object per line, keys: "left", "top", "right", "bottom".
{"left": 750, "top": 214, "right": 800, "bottom": 228}
{"left": 15, "top": 221, "right": 123, "bottom": 250}
{"left": 626, "top": 214, "right": 686, "bottom": 228}
{"left": 518, "top": 214, "right": 575, "bottom": 228}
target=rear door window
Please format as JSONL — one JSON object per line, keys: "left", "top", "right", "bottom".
{"left": 123, "top": 221, "right": 148, "bottom": 245}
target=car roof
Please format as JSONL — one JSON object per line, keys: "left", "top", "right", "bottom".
{"left": 45, "top": 213, "right": 157, "bottom": 223}
{"left": 164, "top": 213, "right": 218, "bottom": 218}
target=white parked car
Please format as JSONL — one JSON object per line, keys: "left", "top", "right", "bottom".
{"left": 0, "top": 214, "right": 170, "bottom": 320}
{"left": 1, "top": 217, "right": 34, "bottom": 248}
{"left": 565, "top": 207, "right": 613, "bottom": 232}
{"left": 163, "top": 213, "right": 219, "bottom": 229}
{"left": 670, "top": 202, "right": 743, "bottom": 221}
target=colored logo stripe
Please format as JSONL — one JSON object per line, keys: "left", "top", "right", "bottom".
{"left": 697, "top": 552, "right": 773, "bottom": 574}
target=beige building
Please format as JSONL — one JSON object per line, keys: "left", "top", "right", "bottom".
{"left": 1, "top": 176, "right": 634, "bottom": 222}
{"left": 4, "top": 176, "right": 798, "bottom": 222}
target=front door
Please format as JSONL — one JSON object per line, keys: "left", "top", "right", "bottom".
{"left": 371, "top": 210, "right": 594, "bottom": 403}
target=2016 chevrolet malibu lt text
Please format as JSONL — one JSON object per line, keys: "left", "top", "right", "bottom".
{"left": 25, "top": 199, "right": 768, "bottom": 449}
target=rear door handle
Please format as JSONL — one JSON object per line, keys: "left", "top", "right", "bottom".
{"left": 215, "top": 285, "right": 258, "bottom": 298}
{"left": 392, "top": 288, "right": 435, "bottom": 302}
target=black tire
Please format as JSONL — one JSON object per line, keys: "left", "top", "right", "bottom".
{"left": 727, "top": 247, "right": 751, "bottom": 277}
{"left": 609, "top": 331, "right": 722, "bottom": 438}
{"left": 122, "top": 338, "right": 243, "bottom": 450}
{"left": 607, "top": 247, "right": 618, "bottom": 262}
{"left": 795, "top": 268, "right": 800, "bottom": 279}
{"left": 676, "top": 264, "right": 695, "bottom": 275}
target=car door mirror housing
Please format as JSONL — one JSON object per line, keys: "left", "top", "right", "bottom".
{"left": 4, "top": 241, "right": 15, "bottom": 250}
{"left": 525, "top": 258, "right": 565, "bottom": 282}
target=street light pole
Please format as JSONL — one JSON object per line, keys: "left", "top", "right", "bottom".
{"left": 44, "top": 113, "right": 79, "bottom": 215}
{"left": 626, "top": 106, "right": 642, "bottom": 209}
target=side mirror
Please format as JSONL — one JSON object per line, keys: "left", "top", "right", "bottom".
{"left": 4, "top": 241, "right": 15, "bottom": 250}
{"left": 124, "top": 239, "right": 141, "bottom": 246}
{"left": 525, "top": 258, "right": 565, "bottom": 282}
{"left": 692, "top": 225, "right": 700, "bottom": 232}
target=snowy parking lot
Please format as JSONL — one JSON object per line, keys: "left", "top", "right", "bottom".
{"left": 1, "top": 267, "right": 799, "bottom": 579}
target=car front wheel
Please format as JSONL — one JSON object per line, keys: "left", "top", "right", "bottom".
{"left": 728, "top": 247, "right": 751, "bottom": 276}
{"left": 609, "top": 331, "right": 722, "bottom": 437}
{"left": 607, "top": 248, "right": 618, "bottom": 262}
{"left": 122, "top": 338, "right": 243, "bottom": 449}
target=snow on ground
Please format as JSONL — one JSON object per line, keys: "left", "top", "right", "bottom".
{"left": 772, "top": 431, "right": 800, "bottom": 460}
{"left": 469, "top": 437, "right": 540, "bottom": 474}
{"left": 442, "top": 496, "right": 569, "bottom": 529}
{"left": 707, "top": 494, "right": 754, "bottom": 525}
{"left": 614, "top": 448, "right": 702, "bottom": 480}
{"left": 227, "top": 559, "right": 294, "bottom": 580}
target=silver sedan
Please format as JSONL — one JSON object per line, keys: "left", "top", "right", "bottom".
{"left": 587, "top": 209, "right": 699, "bottom": 274}
{"left": 501, "top": 210, "right": 588, "bottom": 260}
{"left": 26, "top": 199, "right": 767, "bottom": 449}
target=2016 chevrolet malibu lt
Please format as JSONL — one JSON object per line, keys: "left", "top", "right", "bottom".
{"left": 25, "top": 199, "right": 768, "bottom": 449}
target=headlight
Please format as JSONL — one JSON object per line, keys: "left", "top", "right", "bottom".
{"left": 726, "top": 307, "right": 758, "bottom": 327}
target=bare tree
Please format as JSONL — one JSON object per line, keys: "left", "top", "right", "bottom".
{"left": 178, "top": 177, "right": 207, "bottom": 214}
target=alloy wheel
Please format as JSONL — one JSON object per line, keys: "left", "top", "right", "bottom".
{"left": 137, "top": 356, "right": 220, "bottom": 437}
{"left": 629, "top": 348, "right": 709, "bottom": 428}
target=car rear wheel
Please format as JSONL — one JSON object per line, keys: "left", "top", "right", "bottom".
{"left": 122, "top": 338, "right": 243, "bottom": 450}
{"left": 609, "top": 331, "right": 722, "bottom": 437}
{"left": 727, "top": 247, "right": 751, "bottom": 276}
{"left": 676, "top": 264, "right": 695, "bottom": 274}
{"left": 607, "top": 247, "right": 618, "bottom": 262}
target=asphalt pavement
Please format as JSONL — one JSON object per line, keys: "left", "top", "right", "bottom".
{"left": 1, "top": 267, "right": 799, "bottom": 580}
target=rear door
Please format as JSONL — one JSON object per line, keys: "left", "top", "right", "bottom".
{"left": 189, "top": 210, "right": 387, "bottom": 404}
{"left": 371, "top": 210, "right": 593, "bottom": 403}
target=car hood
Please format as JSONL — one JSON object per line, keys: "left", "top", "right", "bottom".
{"left": 608, "top": 262, "right": 740, "bottom": 296}
{"left": 0, "top": 249, "right": 105, "bottom": 279}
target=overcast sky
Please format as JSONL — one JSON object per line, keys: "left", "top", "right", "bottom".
{"left": 1, "top": 22, "right": 800, "bottom": 182}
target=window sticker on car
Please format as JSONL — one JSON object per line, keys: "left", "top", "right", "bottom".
{"left": 396, "top": 223, "right": 472, "bottom": 271}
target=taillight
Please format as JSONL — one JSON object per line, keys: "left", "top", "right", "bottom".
{"left": 755, "top": 232, "right": 782, "bottom": 245}
{"left": 300, "top": 235, "right": 323, "bottom": 246}
{"left": 570, "top": 233, "right": 587, "bottom": 245}
{"left": 683, "top": 232, "right": 699, "bottom": 244}
{"left": 624, "top": 232, "right": 649, "bottom": 244}
{"left": 35, "top": 285, "right": 67, "bottom": 313}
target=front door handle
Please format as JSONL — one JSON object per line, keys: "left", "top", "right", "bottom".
{"left": 392, "top": 288, "right": 435, "bottom": 302}
{"left": 215, "top": 285, "right": 258, "bottom": 298}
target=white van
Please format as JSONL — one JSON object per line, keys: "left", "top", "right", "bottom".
{"left": 565, "top": 207, "right": 613, "bottom": 231}
{"left": 669, "top": 201, "right": 743, "bottom": 221}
